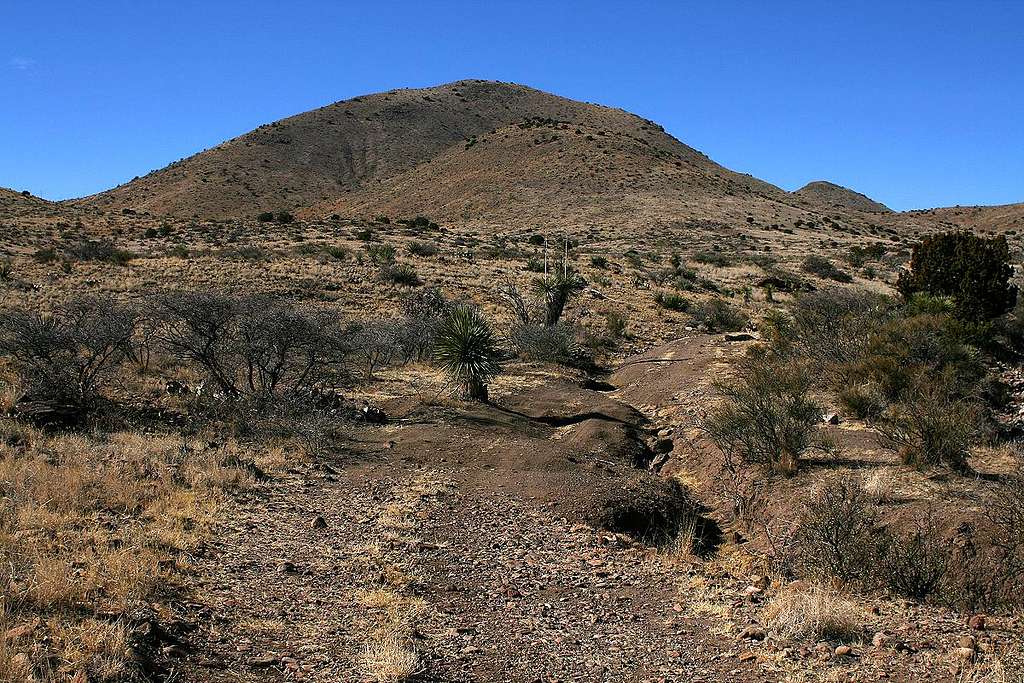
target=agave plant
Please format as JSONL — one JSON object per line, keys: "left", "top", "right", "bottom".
{"left": 434, "top": 304, "right": 503, "bottom": 401}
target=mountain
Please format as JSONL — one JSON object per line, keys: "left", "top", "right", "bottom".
{"left": 70, "top": 80, "right": 1018, "bottom": 236}
{"left": 793, "top": 181, "right": 892, "bottom": 213}
{"left": 75, "top": 80, "right": 828, "bottom": 228}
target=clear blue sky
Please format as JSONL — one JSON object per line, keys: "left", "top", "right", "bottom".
{"left": 2, "top": 1, "right": 1021, "bottom": 211}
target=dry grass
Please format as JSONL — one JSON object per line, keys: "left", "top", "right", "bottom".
{"left": 957, "top": 655, "right": 1013, "bottom": 683}
{"left": 0, "top": 421, "right": 260, "bottom": 682}
{"left": 357, "top": 472, "right": 447, "bottom": 682}
{"left": 762, "top": 583, "right": 863, "bottom": 642}
{"left": 361, "top": 630, "right": 421, "bottom": 683}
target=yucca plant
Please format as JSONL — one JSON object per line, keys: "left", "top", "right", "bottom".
{"left": 532, "top": 269, "right": 586, "bottom": 326}
{"left": 434, "top": 304, "right": 503, "bottom": 401}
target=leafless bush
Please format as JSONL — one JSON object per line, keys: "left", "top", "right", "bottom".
{"left": 0, "top": 297, "right": 138, "bottom": 424}
{"left": 350, "top": 319, "right": 402, "bottom": 380}
{"left": 881, "top": 508, "right": 949, "bottom": 601}
{"left": 789, "top": 476, "right": 882, "bottom": 585}
{"left": 154, "top": 293, "right": 347, "bottom": 400}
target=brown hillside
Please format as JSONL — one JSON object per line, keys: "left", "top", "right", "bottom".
{"left": 75, "top": 80, "right": 735, "bottom": 220}
{"left": 0, "top": 188, "right": 59, "bottom": 218}
{"left": 311, "top": 116, "right": 811, "bottom": 230}
{"left": 793, "top": 180, "right": 892, "bottom": 213}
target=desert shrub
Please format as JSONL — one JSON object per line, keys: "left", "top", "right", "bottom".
{"left": 69, "top": 240, "right": 133, "bottom": 265}
{"left": 801, "top": 255, "right": 853, "bottom": 283}
{"left": 0, "top": 297, "right": 139, "bottom": 424}
{"left": 257, "top": 212, "right": 274, "bottom": 222}
{"left": 693, "top": 250, "right": 734, "bottom": 267}
{"left": 896, "top": 231, "right": 1017, "bottom": 322}
{"left": 154, "top": 293, "right": 345, "bottom": 398}
{"left": 837, "top": 383, "right": 886, "bottom": 420}
{"left": 880, "top": 509, "right": 948, "bottom": 602}
{"left": 790, "top": 476, "right": 882, "bottom": 584}
{"left": 32, "top": 246, "right": 58, "bottom": 263}
{"left": 762, "top": 584, "right": 863, "bottom": 641}
{"left": 276, "top": 211, "right": 294, "bottom": 224}
{"left": 364, "top": 243, "right": 396, "bottom": 265}
{"left": 875, "top": 374, "right": 983, "bottom": 472}
{"left": 703, "top": 351, "right": 820, "bottom": 475}
{"left": 396, "top": 287, "right": 449, "bottom": 361}
{"left": 950, "top": 475, "right": 1024, "bottom": 612}
{"left": 693, "top": 298, "right": 748, "bottom": 332}
{"left": 348, "top": 320, "right": 402, "bottom": 381}
{"left": 323, "top": 245, "right": 350, "bottom": 260}
{"left": 845, "top": 313, "right": 985, "bottom": 404}
{"left": 380, "top": 262, "right": 422, "bottom": 287}
{"left": 434, "top": 304, "right": 502, "bottom": 401}
{"left": 528, "top": 234, "right": 545, "bottom": 246}
{"left": 508, "top": 321, "right": 592, "bottom": 369}
{"left": 605, "top": 311, "right": 627, "bottom": 338}
{"left": 654, "top": 291, "right": 690, "bottom": 312}
{"left": 590, "top": 255, "right": 608, "bottom": 269}
{"left": 407, "top": 240, "right": 438, "bottom": 257}
{"left": 0, "top": 258, "right": 11, "bottom": 281}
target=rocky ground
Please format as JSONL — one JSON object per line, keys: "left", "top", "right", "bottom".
{"left": 143, "top": 335, "right": 1024, "bottom": 683}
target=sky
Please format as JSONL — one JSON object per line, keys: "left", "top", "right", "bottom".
{"left": 1, "top": 1, "right": 1022, "bottom": 211}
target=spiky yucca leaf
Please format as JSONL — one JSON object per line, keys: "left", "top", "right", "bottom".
{"left": 434, "top": 305, "right": 502, "bottom": 401}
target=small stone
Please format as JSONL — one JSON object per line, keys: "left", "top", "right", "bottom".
{"left": 738, "top": 651, "right": 757, "bottom": 662}
{"left": 750, "top": 575, "right": 769, "bottom": 590}
{"left": 968, "top": 614, "right": 986, "bottom": 631}
{"left": 823, "top": 412, "right": 840, "bottom": 425}
{"left": 310, "top": 515, "right": 327, "bottom": 529}
{"left": 3, "top": 618, "right": 40, "bottom": 642}
{"left": 954, "top": 647, "right": 976, "bottom": 662}
{"left": 277, "top": 561, "right": 296, "bottom": 573}
{"left": 739, "top": 626, "right": 766, "bottom": 641}
{"left": 834, "top": 645, "right": 852, "bottom": 657}
{"left": 872, "top": 632, "right": 889, "bottom": 648}
{"left": 252, "top": 655, "right": 279, "bottom": 668}
{"left": 958, "top": 635, "right": 976, "bottom": 650}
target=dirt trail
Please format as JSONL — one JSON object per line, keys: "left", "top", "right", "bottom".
{"left": 166, "top": 336, "right": 776, "bottom": 682}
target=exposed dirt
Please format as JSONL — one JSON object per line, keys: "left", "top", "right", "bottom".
{"left": 150, "top": 339, "right": 1024, "bottom": 682}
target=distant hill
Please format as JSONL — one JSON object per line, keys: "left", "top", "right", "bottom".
{"left": 793, "top": 181, "right": 892, "bottom": 213}
{"left": 69, "top": 80, "right": 1018, "bottom": 238}
{"left": 73, "top": 80, "right": 835, "bottom": 229}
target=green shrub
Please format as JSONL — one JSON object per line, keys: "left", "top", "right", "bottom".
{"left": 896, "top": 231, "right": 1017, "bottom": 321}
{"left": 434, "top": 305, "right": 503, "bottom": 401}
{"left": 257, "top": 212, "right": 275, "bottom": 222}
{"left": 875, "top": 374, "right": 982, "bottom": 472}
{"left": 703, "top": 351, "right": 821, "bottom": 475}
{"left": 590, "top": 255, "right": 609, "bottom": 269}
{"left": 694, "top": 298, "right": 748, "bottom": 332}
{"left": 801, "top": 255, "right": 853, "bottom": 283}
{"left": 407, "top": 240, "right": 438, "bottom": 257}
{"left": 654, "top": 291, "right": 690, "bottom": 312}
{"left": 379, "top": 262, "right": 421, "bottom": 287}
{"left": 364, "top": 243, "right": 396, "bottom": 265}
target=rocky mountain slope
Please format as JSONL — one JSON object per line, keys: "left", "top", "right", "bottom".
{"left": 794, "top": 180, "right": 892, "bottom": 213}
